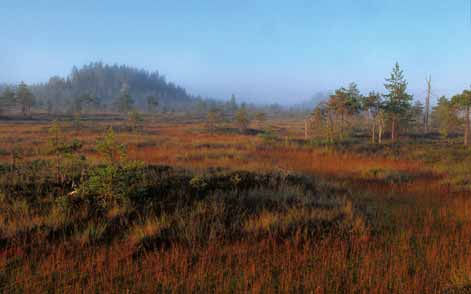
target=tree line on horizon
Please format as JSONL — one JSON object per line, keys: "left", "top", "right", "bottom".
{"left": 2, "top": 61, "right": 471, "bottom": 146}
{"left": 0, "top": 62, "right": 197, "bottom": 114}
{"left": 0, "top": 62, "right": 287, "bottom": 117}
{"left": 308, "top": 62, "right": 471, "bottom": 146}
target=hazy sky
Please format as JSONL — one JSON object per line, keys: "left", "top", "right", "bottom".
{"left": 1, "top": 0, "right": 470, "bottom": 104}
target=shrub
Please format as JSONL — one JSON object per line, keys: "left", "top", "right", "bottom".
{"left": 78, "top": 161, "right": 145, "bottom": 208}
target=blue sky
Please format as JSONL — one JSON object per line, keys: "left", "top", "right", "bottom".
{"left": 1, "top": 0, "right": 470, "bottom": 104}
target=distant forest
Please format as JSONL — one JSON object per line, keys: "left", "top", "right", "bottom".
{"left": 30, "top": 62, "right": 196, "bottom": 112}
{"left": 0, "top": 62, "right": 293, "bottom": 117}
{"left": 0, "top": 63, "right": 214, "bottom": 114}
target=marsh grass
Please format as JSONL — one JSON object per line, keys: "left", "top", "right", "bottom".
{"left": 0, "top": 116, "right": 471, "bottom": 292}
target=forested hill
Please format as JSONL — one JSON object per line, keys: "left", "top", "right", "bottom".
{"left": 30, "top": 62, "right": 195, "bottom": 112}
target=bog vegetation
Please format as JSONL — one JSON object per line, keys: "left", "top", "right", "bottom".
{"left": 2, "top": 62, "right": 471, "bottom": 292}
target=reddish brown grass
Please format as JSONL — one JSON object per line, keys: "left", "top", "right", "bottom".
{"left": 0, "top": 117, "right": 470, "bottom": 293}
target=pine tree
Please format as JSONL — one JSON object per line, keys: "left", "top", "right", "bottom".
{"left": 0, "top": 87, "right": 16, "bottom": 114}
{"left": 451, "top": 90, "right": 471, "bottom": 146}
{"left": 227, "top": 94, "right": 238, "bottom": 114}
{"left": 310, "top": 103, "right": 329, "bottom": 142}
{"left": 16, "top": 82, "right": 35, "bottom": 117}
{"left": 432, "top": 96, "right": 459, "bottom": 142}
{"left": 383, "top": 62, "right": 413, "bottom": 142}
{"left": 344, "top": 82, "right": 362, "bottom": 114}
{"left": 96, "top": 127, "right": 126, "bottom": 164}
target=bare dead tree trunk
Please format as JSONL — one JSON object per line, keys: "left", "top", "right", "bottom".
{"left": 425, "top": 75, "right": 431, "bottom": 133}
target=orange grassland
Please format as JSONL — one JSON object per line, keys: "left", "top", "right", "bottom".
{"left": 0, "top": 115, "right": 471, "bottom": 293}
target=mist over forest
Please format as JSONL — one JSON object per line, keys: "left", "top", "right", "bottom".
{"left": 3, "top": 63, "right": 195, "bottom": 112}
{"left": 0, "top": 62, "right": 308, "bottom": 116}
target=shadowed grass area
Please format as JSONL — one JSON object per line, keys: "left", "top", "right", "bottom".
{"left": 0, "top": 164, "right": 370, "bottom": 292}
{"left": 0, "top": 164, "right": 359, "bottom": 248}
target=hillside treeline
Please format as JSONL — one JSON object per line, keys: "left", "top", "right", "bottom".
{"left": 1, "top": 63, "right": 196, "bottom": 113}
{"left": 0, "top": 62, "right": 289, "bottom": 117}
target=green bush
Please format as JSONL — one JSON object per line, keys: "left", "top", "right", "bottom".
{"left": 78, "top": 161, "right": 145, "bottom": 208}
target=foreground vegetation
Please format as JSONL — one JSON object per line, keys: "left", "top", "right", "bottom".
{"left": 0, "top": 113, "right": 470, "bottom": 292}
